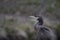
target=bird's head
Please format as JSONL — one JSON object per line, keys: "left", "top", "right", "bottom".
{"left": 29, "top": 16, "right": 43, "bottom": 25}
{"left": 35, "top": 16, "right": 43, "bottom": 25}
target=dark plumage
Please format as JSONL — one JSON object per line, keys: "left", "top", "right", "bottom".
{"left": 34, "top": 16, "right": 56, "bottom": 40}
{"left": 37, "top": 16, "right": 43, "bottom": 25}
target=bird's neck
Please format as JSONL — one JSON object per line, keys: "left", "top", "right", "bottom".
{"left": 38, "top": 22, "right": 43, "bottom": 25}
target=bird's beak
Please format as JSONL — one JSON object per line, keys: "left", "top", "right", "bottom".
{"left": 29, "top": 16, "right": 39, "bottom": 20}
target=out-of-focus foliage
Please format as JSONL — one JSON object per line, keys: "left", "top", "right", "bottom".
{"left": 0, "top": 19, "right": 36, "bottom": 40}
{"left": 56, "top": 0, "right": 60, "bottom": 7}
{"left": 0, "top": 0, "right": 60, "bottom": 40}
{"left": 48, "top": 6, "right": 55, "bottom": 14}
{"left": 55, "top": 24, "right": 60, "bottom": 40}
{"left": 0, "top": 0, "right": 41, "bottom": 15}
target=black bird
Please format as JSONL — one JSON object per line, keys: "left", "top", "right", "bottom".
{"left": 34, "top": 16, "right": 56, "bottom": 40}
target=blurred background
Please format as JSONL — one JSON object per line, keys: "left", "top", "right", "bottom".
{"left": 0, "top": 0, "right": 60, "bottom": 40}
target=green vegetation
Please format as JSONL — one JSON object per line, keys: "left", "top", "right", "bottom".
{"left": 0, "top": 0, "right": 60, "bottom": 40}
{"left": 55, "top": 24, "right": 60, "bottom": 40}
{"left": 48, "top": 6, "right": 55, "bottom": 14}
{"left": 0, "top": 20, "right": 36, "bottom": 40}
{"left": 27, "top": 0, "right": 40, "bottom": 5}
{"left": 56, "top": 0, "right": 60, "bottom": 7}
